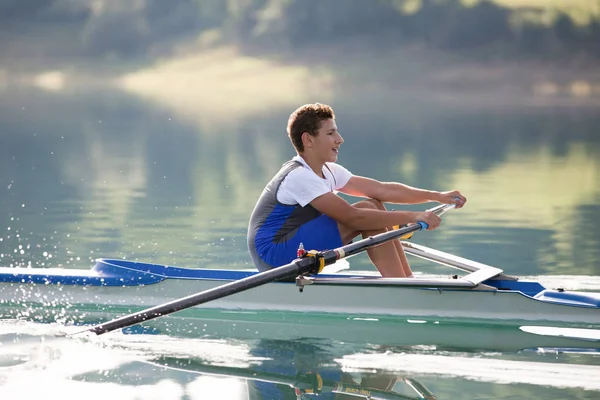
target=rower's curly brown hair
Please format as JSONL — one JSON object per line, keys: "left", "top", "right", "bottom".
{"left": 287, "top": 103, "right": 335, "bottom": 152}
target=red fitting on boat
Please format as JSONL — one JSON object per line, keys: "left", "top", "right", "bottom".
{"left": 297, "top": 242, "right": 305, "bottom": 258}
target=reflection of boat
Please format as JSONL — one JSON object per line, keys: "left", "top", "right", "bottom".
{"left": 145, "top": 358, "right": 437, "bottom": 399}
{"left": 1, "top": 241, "right": 599, "bottom": 327}
{"left": 142, "top": 338, "right": 439, "bottom": 400}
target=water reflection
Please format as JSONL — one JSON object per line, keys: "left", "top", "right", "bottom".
{"left": 0, "top": 86, "right": 599, "bottom": 277}
{"left": 60, "top": 335, "right": 600, "bottom": 399}
{"left": 149, "top": 343, "right": 438, "bottom": 399}
{"left": 60, "top": 338, "right": 438, "bottom": 399}
{"left": 2, "top": 319, "right": 600, "bottom": 399}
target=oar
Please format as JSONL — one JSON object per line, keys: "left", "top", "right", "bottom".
{"left": 86, "top": 221, "right": 432, "bottom": 335}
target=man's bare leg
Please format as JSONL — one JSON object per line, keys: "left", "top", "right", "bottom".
{"left": 392, "top": 240, "right": 413, "bottom": 278}
{"left": 337, "top": 199, "right": 413, "bottom": 278}
{"left": 367, "top": 199, "right": 414, "bottom": 277}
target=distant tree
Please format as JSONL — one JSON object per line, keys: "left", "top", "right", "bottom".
{"left": 80, "top": 6, "right": 152, "bottom": 58}
{"left": 586, "top": 20, "right": 600, "bottom": 57}
{"left": 142, "top": 1, "right": 204, "bottom": 39}
{"left": 260, "top": 0, "right": 404, "bottom": 47}
{"left": 0, "top": 0, "right": 89, "bottom": 26}
{"left": 0, "top": 0, "right": 52, "bottom": 23}
{"left": 516, "top": 24, "right": 546, "bottom": 56}
{"left": 435, "top": 1, "right": 513, "bottom": 49}
{"left": 554, "top": 14, "right": 577, "bottom": 44}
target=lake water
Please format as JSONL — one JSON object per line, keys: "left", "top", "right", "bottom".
{"left": 1, "top": 84, "right": 600, "bottom": 399}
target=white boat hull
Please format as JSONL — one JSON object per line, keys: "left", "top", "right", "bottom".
{"left": 1, "top": 273, "right": 599, "bottom": 327}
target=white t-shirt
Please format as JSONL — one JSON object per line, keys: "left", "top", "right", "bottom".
{"left": 277, "top": 155, "right": 353, "bottom": 206}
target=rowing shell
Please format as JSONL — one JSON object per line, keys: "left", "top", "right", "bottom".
{"left": 1, "top": 242, "right": 599, "bottom": 328}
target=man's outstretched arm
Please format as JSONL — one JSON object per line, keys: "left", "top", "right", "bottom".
{"left": 339, "top": 176, "right": 466, "bottom": 207}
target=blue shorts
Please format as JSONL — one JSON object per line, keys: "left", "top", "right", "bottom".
{"left": 258, "top": 214, "right": 343, "bottom": 269}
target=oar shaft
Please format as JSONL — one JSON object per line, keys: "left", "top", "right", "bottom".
{"left": 90, "top": 257, "right": 317, "bottom": 335}
{"left": 323, "top": 222, "right": 426, "bottom": 262}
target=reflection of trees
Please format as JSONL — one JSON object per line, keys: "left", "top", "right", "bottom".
{"left": 0, "top": 89, "right": 87, "bottom": 267}
{"left": 568, "top": 199, "right": 600, "bottom": 275}
{"left": 49, "top": 90, "right": 291, "bottom": 268}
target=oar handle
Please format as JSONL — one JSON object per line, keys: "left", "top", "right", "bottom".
{"left": 419, "top": 200, "right": 460, "bottom": 229}
{"left": 426, "top": 202, "right": 457, "bottom": 216}
{"left": 399, "top": 203, "right": 456, "bottom": 232}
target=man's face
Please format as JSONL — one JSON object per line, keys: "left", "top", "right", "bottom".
{"left": 308, "top": 118, "right": 344, "bottom": 162}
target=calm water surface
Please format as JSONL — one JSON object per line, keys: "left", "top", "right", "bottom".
{"left": 1, "top": 86, "right": 599, "bottom": 399}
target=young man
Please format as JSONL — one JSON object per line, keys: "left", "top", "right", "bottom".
{"left": 247, "top": 103, "right": 466, "bottom": 277}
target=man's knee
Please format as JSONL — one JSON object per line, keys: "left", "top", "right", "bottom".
{"left": 353, "top": 198, "right": 387, "bottom": 211}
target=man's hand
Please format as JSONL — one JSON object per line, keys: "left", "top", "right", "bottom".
{"left": 438, "top": 190, "right": 467, "bottom": 208}
{"left": 413, "top": 211, "right": 442, "bottom": 230}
